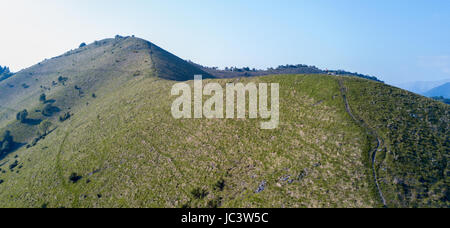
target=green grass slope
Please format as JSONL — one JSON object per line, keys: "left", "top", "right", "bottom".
{"left": 343, "top": 78, "right": 449, "bottom": 208}
{"left": 0, "top": 73, "right": 381, "bottom": 208}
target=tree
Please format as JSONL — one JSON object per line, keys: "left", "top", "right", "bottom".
{"left": 69, "top": 173, "right": 82, "bottom": 183}
{"left": 39, "top": 93, "right": 46, "bottom": 103}
{"left": 38, "top": 120, "right": 52, "bottom": 136}
{"left": 42, "top": 104, "right": 59, "bottom": 116}
{"left": 1, "top": 140, "right": 11, "bottom": 152}
{"left": 0, "top": 65, "right": 14, "bottom": 82}
{"left": 59, "top": 112, "right": 71, "bottom": 122}
{"left": 58, "top": 76, "right": 68, "bottom": 83}
{"left": 1, "top": 130, "right": 13, "bottom": 143}
{"left": 16, "top": 110, "right": 28, "bottom": 123}
{"left": 0, "top": 130, "right": 14, "bottom": 154}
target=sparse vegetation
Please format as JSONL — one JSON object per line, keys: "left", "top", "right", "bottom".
{"left": 214, "top": 179, "right": 225, "bottom": 191}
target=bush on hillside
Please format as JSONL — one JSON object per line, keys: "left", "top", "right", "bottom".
{"left": 16, "top": 110, "right": 28, "bottom": 123}
{"left": 42, "top": 104, "right": 60, "bottom": 117}
{"left": 38, "top": 120, "right": 52, "bottom": 136}
{"left": 69, "top": 173, "right": 82, "bottom": 183}
{"left": 39, "top": 93, "right": 46, "bottom": 103}
{"left": 59, "top": 112, "right": 71, "bottom": 122}
{"left": 0, "top": 130, "right": 14, "bottom": 156}
{"left": 214, "top": 179, "right": 225, "bottom": 191}
{"left": 191, "top": 188, "right": 208, "bottom": 199}
{"left": 57, "top": 76, "right": 68, "bottom": 84}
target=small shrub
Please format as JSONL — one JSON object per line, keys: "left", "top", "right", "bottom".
{"left": 38, "top": 120, "right": 52, "bottom": 136}
{"left": 207, "top": 197, "right": 222, "bottom": 208}
{"left": 39, "top": 93, "right": 46, "bottom": 103}
{"left": 191, "top": 188, "right": 208, "bottom": 199}
{"left": 9, "top": 160, "right": 18, "bottom": 170}
{"left": 42, "top": 104, "right": 59, "bottom": 116}
{"left": 59, "top": 112, "right": 71, "bottom": 122}
{"left": 57, "top": 76, "right": 68, "bottom": 84}
{"left": 214, "top": 179, "right": 225, "bottom": 191}
{"left": 181, "top": 203, "right": 191, "bottom": 208}
{"left": 69, "top": 173, "right": 82, "bottom": 183}
{"left": 16, "top": 110, "right": 28, "bottom": 123}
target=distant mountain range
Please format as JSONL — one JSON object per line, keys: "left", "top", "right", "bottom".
{"left": 397, "top": 79, "right": 450, "bottom": 96}
{"left": 425, "top": 82, "right": 450, "bottom": 98}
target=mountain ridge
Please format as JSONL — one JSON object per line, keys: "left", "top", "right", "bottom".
{"left": 425, "top": 82, "right": 450, "bottom": 98}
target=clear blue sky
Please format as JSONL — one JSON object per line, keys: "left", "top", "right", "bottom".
{"left": 1, "top": 0, "right": 450, "bottom": 84}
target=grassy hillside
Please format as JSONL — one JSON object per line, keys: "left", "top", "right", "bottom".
{"left": 343, "top": 78, "right": 449, "bottom": 208}
{"left": 0, "top": 74, "right": 380, "bottom": 208}
{"left": 0, "top": 37, "right": 448, "bottom": 208}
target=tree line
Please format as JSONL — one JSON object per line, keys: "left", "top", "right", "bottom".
{"left": 0, "top": 65, "right": 14, "bottom": 82}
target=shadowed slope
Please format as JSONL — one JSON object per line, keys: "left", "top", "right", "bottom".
{"left": 148, "top": 42, "right": 213, "bottom": 81}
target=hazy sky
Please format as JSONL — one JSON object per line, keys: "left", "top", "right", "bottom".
{"left": 1, "top": 0, "right": 450, "bottom": 84}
